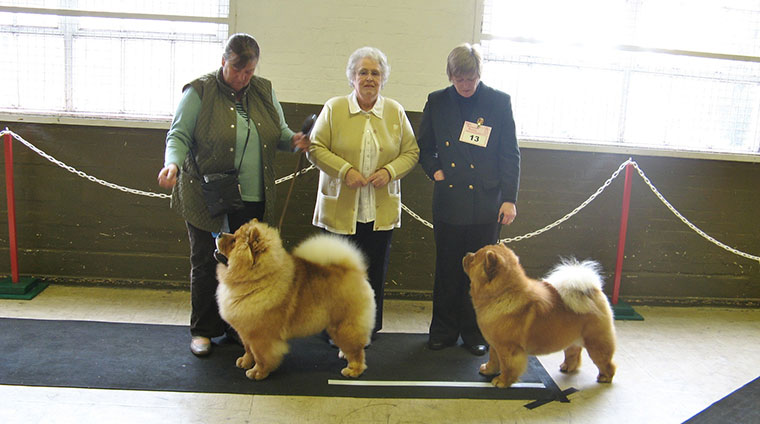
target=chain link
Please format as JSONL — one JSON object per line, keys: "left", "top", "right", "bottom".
{"left": 2, "top": 129, "right": 757, "bottom": 264}
{"left": 499, "top": 160, "right": 632, "bottom": 244}
{"left": 275, "top": 164, "right": 315, "bottom": 184}
{"left": 629, "top": 161, "right": 760, "bottom": 263}
{"left": 396, "top": 161, "right": 632, "bottom": 239}
{"left": 401, "top": 203, "right": 434, "bottom": 229}
{"left": 2, "top": 128, "right": 316, "bottom": 197}
{"left": 3, "top": 130, "right": 171, "bottom": 199}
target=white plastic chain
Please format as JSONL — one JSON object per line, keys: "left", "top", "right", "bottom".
{"left": 629, "top": 161, "right": 760, "bottom": 263}
{"left": 275, "top": 163, "right": 315, "bottom": 184}
{"left": 2, "top": 129, "right": 758, "bottom": 263}
{"left": 499, "top": 160, "right": 631, "bottom": 244}
{"left": 1, "top": 129, "right": 316, "bottom": 198}
{"left": 3, "top": 129, "right": 171, "bottom": 199}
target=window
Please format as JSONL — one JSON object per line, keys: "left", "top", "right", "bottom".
{"left": 480, "top": 0, "right": 760, "bottom": 155}
{"left": 0, "top": 0, "right": 229, "bottom": 121}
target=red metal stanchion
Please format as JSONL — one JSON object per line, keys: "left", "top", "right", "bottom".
{"left": 1, "top": 128, "right": 47, "bottom": 299}
{"left": 612, "top": 163, "right": 632, "bottom": 305}
{"left": 611, "top": 161, "right": 643, "bottom": 320}
{"left": 4, "top": 129, "right": 20, "bottom": 283}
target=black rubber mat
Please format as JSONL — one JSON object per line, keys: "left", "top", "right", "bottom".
{"left": 683, "top": 376, "right": 760, "bottom": 424}
{"left": 0, "top": 318, "right": 567, "bottom": 402}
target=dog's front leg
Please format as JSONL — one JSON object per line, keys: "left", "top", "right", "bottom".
{"left": 338, "top": 346, "right": 367, "bottom": 378}
{"left": 479, "top": 344, "right": 501, "bottom": 376}
{"left": 246, "top": 348, "right": 272, "bottom": 381}
{"left": 492, "top": 344, "right": 527, "bottom": 388}
{"left": 245, "top": 339, "right": 288, "bottom": 381}
{"left": 236, "top": 343, "right": 255, "bottom": 369}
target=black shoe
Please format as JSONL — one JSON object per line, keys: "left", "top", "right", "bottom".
{"left": 464, "top": 344, "right": 488, "bottom": 356}
{"left": 427, "top": 339, "right": 456, "bottom": 350}
{"left": 224, "top": 330, "right": 242, "bottom": 346}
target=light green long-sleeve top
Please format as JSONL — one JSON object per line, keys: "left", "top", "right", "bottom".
{"left": 164, "top": 86, "right": 294, "bottom": 201}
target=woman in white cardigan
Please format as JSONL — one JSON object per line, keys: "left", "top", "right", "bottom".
{"left": 307, "top": 46, "right": 419, "bottom": 339}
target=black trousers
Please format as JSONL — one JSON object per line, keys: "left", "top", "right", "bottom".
{"left": 428, "top": 220, "right": 500, "bottom": 346}
{"left": 187, "top": 201, "right": 264, "bottom": 338}
{"left": 327, "top": 222, "right": 393, "bottom": 334}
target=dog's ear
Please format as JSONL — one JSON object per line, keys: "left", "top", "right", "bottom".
{"left": 484, "top": 251, "right": 500, "bottom": 281}
{"left": 462, "top": 252, "right": 474, "bottom": 271}
{"left": 241, "top": 228, "right": 260, "bottom": 267}
{"left": 246, "top": 228, "right": 260, "bottom": 247}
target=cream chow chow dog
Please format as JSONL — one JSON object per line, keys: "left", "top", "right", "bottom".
{"left": 215, "top": 219, "right": 375, "bottom": 380}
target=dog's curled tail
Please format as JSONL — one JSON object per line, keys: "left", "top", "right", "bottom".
{"left": 544, "top": 258, "right": 608, "bottom": 314}
{"left": 292, "top": 233, "right": 367, "bottom": 272}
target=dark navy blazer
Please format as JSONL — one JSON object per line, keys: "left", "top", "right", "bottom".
{"left": 418, "top": 83, "right": 521, "bottom": 225}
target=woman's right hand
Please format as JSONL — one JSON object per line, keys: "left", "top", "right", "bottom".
{"left": 157, "top": 163, "right": 179, "bottom": 189}
{"left": 292, "top": 132, "right": 310, "bottom": 152}
{"left": 345, "top": 168, "right": 368, "bottom": 189}
{"left": 433, "top": 169, "right": 445, "bottom": 181}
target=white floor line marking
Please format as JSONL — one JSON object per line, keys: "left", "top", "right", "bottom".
{"left": 327, "top": 380, "right": 546, "bottom": 389}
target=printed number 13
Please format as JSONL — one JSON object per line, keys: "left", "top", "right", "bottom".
{"left": 470, "top": 135, "right": 480, "bottom": 142}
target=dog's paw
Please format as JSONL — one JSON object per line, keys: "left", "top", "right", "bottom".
{"left": 491, "top": 376, "right": 511, "bottom": 389}
{"left": 479, "top": 362, "right": 499, "bottom": 376}
{"left": 245, "top": 365, "right": 270, "bottom": 381}
{"left": 340, "top": 365, "right": 366, "bottom": 378}
{"left": 596, "top": 373, "right": 614, "bottom": 383}
{"left": 560, "top": 359, "right": 581, "bottom": 373}
{"left": 236, "top": 356, "right": 254, "bottom": 369}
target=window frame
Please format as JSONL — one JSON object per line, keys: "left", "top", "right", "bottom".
{"left": 474, "top": 0, "right": 760, "bottom": 163}
{"left": 0, "top": 3, "right": 230, "bottom": 129}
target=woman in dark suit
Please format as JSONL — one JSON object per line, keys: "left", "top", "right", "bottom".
{"left": 417, "top": 43, "right": 521, "bottom": 356}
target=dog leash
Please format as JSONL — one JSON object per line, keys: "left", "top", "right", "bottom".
{"left": 277, "top": 114, "right": 317, "bottom": 231}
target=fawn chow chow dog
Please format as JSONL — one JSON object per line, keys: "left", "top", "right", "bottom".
{"left": 463, "top": 243, "right": 616, "bottom": 388}
{"left": 215, "top": 219, "right": 375, "bottom": 380}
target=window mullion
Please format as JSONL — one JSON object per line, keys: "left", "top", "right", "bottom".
{"left": 62, "top": 15, "right": 75, "bottom": 112}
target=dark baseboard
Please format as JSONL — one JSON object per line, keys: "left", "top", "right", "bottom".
{"left": 24, "top": 277, "right": 760, "bottom": 307}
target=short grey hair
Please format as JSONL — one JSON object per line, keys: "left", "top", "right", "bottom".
{"left": 346, "top": 46, "right": 390, "bottom": 88}
{"left": 223, "top": 33, "right": 260, "bottom": 69}
{"left": 446, "top": 43, "right": 482, "bottom": 80}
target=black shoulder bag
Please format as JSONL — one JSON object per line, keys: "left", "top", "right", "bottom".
{"left": 190, "top": 125, "right": 250, "bottom": 218}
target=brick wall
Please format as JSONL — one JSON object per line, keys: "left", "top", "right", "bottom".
{"left": 234, "top": 0, "right": 477, "bottom": 111}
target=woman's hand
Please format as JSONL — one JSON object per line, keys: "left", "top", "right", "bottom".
{"left": 292, "top": 132, "right": 310, "bottom": 152}
{"left": 498, "top": 202, "right": 517, "bottom": 225}
{"left": 157, "top": 163, "right": 179, "bottom": 189}
{"left": 345, "top": 168, "right": 368, "bottom": 189}
{"left": 433, "top": 169, "right": 445, "bottom": 181}
{"left": 368, "top": 168, "right": 391, "bottom": 188}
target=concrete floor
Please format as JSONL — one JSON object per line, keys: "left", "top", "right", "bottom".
{"left": 1, "top": 285, "right": 759, "bottom": 423}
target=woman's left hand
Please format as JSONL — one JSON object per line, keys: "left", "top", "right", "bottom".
{"left": 368, "top": 168, "right": 391, "bottom": 188}
{"left": 498, "top": 202, "right": 517, "bottom": 225}
{"left": 292, "top": 132, "right": 310, "bottom": 152}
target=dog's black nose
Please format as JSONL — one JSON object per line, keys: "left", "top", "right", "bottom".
{"left": 213, "top": 249, "right": 228, "bottom": 265}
